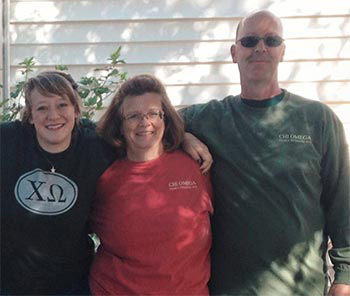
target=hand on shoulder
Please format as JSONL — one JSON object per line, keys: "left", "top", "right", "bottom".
{"left": 328, "top": 283, "right": 350, "bottom": 296}
{"left": 182, "top": 132, "right": 213, "bottom": 174}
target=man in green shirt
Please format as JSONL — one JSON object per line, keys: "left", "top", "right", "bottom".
{"left": 182, "top": 10, "right": 350, "bottom": 296}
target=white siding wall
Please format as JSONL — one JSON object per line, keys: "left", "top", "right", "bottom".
{"left": 8, "top": 0, "right": 350, "bottom": 138}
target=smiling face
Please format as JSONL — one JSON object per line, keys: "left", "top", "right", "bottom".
{"left": 121, "top": 92, "right": 165, "bottom": 161}
{"left": 29, "top": 88, "right": 78, "bottom": 153}
{"left": 231, "top": 11, "right": 285, "bottom": 89}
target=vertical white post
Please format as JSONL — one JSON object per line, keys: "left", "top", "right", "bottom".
{"left": 2, "top": 0, "right": 10, "bottom": 110}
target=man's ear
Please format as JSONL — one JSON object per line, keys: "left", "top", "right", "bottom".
{"left": 231, "top": 44, "right": 237, "bottom": 63}
{"left": 280, "top": 43, "right": 286, "bottom": 62}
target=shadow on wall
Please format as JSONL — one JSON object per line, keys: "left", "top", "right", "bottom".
{"left": 10, "top": 0, "right": 350, "bottom": 104}
{"left": 10, "top": 0, "right": 272, "bottom": 104}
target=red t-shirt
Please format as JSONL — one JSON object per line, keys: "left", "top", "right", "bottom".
{"left": 90, "top": 150, "right": 213, "bottom": 295}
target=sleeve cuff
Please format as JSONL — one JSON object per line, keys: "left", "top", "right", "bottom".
{"left": 334, "top": 269, "right": 350, "bottom": 285}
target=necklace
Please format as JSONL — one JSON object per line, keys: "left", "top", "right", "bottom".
{"left": 37, "top": 146, "right": 56, "bottom": 173}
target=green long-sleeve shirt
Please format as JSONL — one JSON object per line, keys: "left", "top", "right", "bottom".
{"left": 182, "top": 90, "right": 350, "bottom": 295}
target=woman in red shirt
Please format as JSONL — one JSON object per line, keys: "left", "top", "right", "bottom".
{"left": 90, "top": 74, "right": 213, "bottom": 295}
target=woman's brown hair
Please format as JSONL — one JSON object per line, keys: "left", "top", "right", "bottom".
{"left": 98, "top": 74, "right": 184, "bottom": 153}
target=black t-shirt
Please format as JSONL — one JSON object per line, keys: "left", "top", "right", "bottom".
{"left": 0, "top": 120, "right": 116, "bottom": 295}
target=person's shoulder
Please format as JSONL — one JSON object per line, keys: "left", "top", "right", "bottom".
{"left": 76, "top": 118, "right": 116, "bottom": 159}
{"left": 75, "top": 119, "right": 100, "bottom": 141}
{"left": 165, "top": 151, "right": 208, "bottom": 181}
{"left": 167, "top": 150, "right": 200, "bottom": 167}
{"left": 206, "top": 95, "right": 239, "bottom": 111}
{"left": 285, "top": 90, "right": 337, "bottom": 115}
{"left": 0, "top": 121, "right": 27, "bottom": 161}
{"left": 286, "top": 90, "right": 325, "bottom": 107}
{"left": 181, "top": 95, "right": 238, "bottom": 117}
{"left": 285, "top": 91, "right": 344, "bottom": 130}
{"left": 77, "top": 118, "right": 97, "bottom": 132}
{"left": 189, "top": 95, "right": 237, "bottom": 109}
{"left": 1, "top": 120, "right": 24, "bottom": 138}
{"left": 1, "top": 119, "right": 21, "bottom": 130}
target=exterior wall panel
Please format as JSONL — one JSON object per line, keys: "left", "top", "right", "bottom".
{"left": 8, "top": 0, "right": 350, "bottom": 136}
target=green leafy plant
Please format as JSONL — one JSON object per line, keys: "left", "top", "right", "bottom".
{"left": 0, "top": 57, "right": 36, "bottom": 121}
{"left": 77, "top": 47, "right": 127, "bottom": 119}
{"left": 0, "top": 47, "right": 127, "bottom": 121}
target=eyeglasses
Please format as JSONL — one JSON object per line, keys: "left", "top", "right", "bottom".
{"left": 123, "top": 110, "right": 164, "bottom": 124}
{"left": 237, "top": 36, "right": 284, "bottom": 48}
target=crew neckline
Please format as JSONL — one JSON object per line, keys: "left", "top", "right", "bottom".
{"left": 241, "top": 90, "right": 285, "bottom": 108}
{"left": 125, "top": 151, "right": 167, "bottom": 166}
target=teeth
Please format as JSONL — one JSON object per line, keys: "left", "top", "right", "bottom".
{"left": 137, "top": 131, "right": 153, "bottom": 135}
{"left": 47, "top": 124, "right": 64, "bottom": 129}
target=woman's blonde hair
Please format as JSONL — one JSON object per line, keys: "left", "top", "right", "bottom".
{"left": 22, "top": 71, "right": 82, "bottom": 124}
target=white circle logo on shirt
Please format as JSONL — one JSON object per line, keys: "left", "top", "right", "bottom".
{"left": 15, "top": 169, "right": 78, "bottom": 215}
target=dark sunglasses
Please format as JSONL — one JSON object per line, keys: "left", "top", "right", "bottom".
{"left": 237, "top": 36, "right": 284, "bottom": 48}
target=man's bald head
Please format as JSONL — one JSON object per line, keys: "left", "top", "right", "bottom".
{"left": 235, "top": 10, "right": 283, "bottom": 41}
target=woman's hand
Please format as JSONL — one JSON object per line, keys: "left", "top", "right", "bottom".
{"left": 182, "top": 132, "right": 213, "bottom": 174}
{"left": 328, "top": 284, "right": 350, "bottom": 296}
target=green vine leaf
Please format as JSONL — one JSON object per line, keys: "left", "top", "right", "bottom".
{"left": 1, "top": 46, "right": 127, "bottom": 122}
